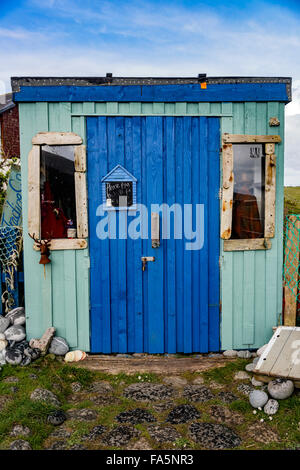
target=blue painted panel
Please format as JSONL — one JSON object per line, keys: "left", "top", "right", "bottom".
{"left": 14, "top": 83, "right": 289, "bottom": 103}
{"left": 87, "top": 116, "right": 220, "bottom": 352}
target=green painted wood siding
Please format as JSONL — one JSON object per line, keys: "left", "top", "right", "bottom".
{"left": 19, "top": 101, "right": 285, "bottom": 351}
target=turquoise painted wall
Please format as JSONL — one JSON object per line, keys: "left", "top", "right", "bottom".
{"left": 19, "top": 101, "right": 285, "bottom": 351}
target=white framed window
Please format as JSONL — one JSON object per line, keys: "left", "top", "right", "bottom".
{"left": 28, "top": 132, "right": 88, "bottom": 250}
{"left": 221, "top": 133, "right": 280, "bottom": 251}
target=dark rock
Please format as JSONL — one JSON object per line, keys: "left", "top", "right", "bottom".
{"left": 209, "top": 406, "right": 244, "bottom": 425}
{"left": 183, "top": 385, "right": 214, "bottom": 402}
{"left": 20, "top": 356, "right": 31, "bottom": 366}
{"left": 152, "top": 401, "right": 174, "bottom": 412}
{"left": 66, "top": 408, "right": 98, "bottom": 421}
{"left": 218, "top": 391, "right": 238, "bottom": 404}
{"left": 123, "top": 383, "right": 173, "bottom": 401}
{"left": 50, "top": 428, "right": 71, "bottom": 439}
{"left": 102, "top": 425, "right": 139, "bottom": 447}
{"left": 116, "top": 408, "right": 156, "bottom": 424}
{"left": 69, "top": 444, "right": 86, "bottom": 450}
{"left": 49, "top": 337, "right": 69, "bottom": 356}
{"left": 30, "top": 388, "right": 61, "bottom": 407}
{"left": 237, "top": 383, "right": 253, "bottom": 396}
{"left": 10, "top": 424, "right": 31, "bottom": 437}
{"left": 70, "top": 382, "right": 82, "bottom": 393}
{"left": 10, "top": 439, "right": 32, "bottom": 450}
{"left": 189, "top": 422, "right": 241, "bottom": 449}
{"left": 166, "top": 404, "right": 200, "bottom": 424}
{"left": 82, "top": 425, "right": 106, "bottom": 440}
{"left": 147, "top": 425, "right": 180, "bottom": 443}
{"left": 5, "top": 348, "right": 23, "bottom": 365}
{"left": 48, "top": 440, "right": 67, "bottom": 450}
{"left": 47, "top": 410, "right": 66, "bottom": 426}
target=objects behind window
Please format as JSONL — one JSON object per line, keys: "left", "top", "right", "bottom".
{"left": 231, "top": 144, "right": 265, "bottom": 239}
{"left": 106, "top": 181, "right": 133, "bottom": 207}
{"left": 40, "top": 145, "right": 77, "bottom": 239}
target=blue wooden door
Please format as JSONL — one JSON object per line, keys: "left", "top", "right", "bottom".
{"left": 87, "top": 116, "right": 220, "bottom": 353}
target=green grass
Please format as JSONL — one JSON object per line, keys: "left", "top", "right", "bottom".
{"left": 0, "top": 357, "right": 299, "bottom": 450}
{"left": 284, "top": 186, "right": 300, "bottom": 215}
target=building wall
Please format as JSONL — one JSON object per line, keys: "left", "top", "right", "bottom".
{"left": 18, "top": 101, "right": 285, "bottom": 351}
{"left": 0, "top": 105, "right": 20, "bottom": 157}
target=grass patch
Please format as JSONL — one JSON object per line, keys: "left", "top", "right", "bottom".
{"left": 202, "top": 359, "right": 249, "bottom": 384}
{"left": 284, "top": 186, "right": 300, "bottom": 214}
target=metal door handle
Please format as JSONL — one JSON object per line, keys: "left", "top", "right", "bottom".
{"left": 141, "top": 256, "right": 155, "bottom": 271}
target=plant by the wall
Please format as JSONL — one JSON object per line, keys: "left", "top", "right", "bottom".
{"left": 0, "top": 149, "right": 20, "bottom": 216}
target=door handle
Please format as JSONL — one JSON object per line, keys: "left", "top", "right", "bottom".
{"left": 141, "top": 256, "right": 155, "bottom": 271}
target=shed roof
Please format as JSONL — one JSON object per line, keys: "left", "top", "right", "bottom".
{"left": 11, "top": 76, "right": 292, "bottom": 103}
{"left": 0, "top": 93, "right": 15, "bottom": 115}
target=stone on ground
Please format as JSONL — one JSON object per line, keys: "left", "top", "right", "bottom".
{"left": 116, "top": 408, "right": 156, "bottom": 424}
{"left": 237, "top": 383, "right": 253, "bottom": 396}
{"left": 264, "top": 399, "right": 279, "bottom": 415}
{"left": 268, "top": 379, "right": 294, "bottom": 400}
{"left": 223, "top": 350, "right": 238, "bottom": 357}
{"left": 183, "top": 385, "right": 214, "bottom": 402}
{"left": 237, "top": 350, "right": 252, "bottom": 359}
{"left": 47, "top": 410, "right": 66, "bottom": 426}
{"left": 0, "top": 316, "right": 10, "bottom": 333}
{"left": 82, "top": 425, "right": 106, "bottom": 441}
{"left": 102, "top": 425, "right": 139, "bottom": 447}
{"left": 5, "top": 349, "right": 23, "bottom": 365}
{"left": 10, "top": 439, "right": 32, "bottom": 450}
{"left": 148, "top": 425, "right": 180, "bottom": 443}
{"left": 234, "top": 371, "right": 250, "bottom": 380}
{"left": 249, "top": 390, "right": 268, "bottom": 408}
{"left": 70, "top": 382, "right": 82, "bottom": 393}
{"left": 192, "top": 376, "right": 204, "bottom": 385}
{"left": 247, "top": 422, "right": 279, "bottom": 443}
{"left": 30, "top": 388, "right": 61, "bottom": 407}
{"left": 166, "top": 404, "right": 200, "bottom": 424}
{"left": 127, "top": 437, "right": 152, "bottom": 450}
{"left": 10, "top": 424, "right": 31, "bottom": 437}
{"left": 6, "top": 307, "right": 25, "bottom": 325}
{"left": 163, "top": 376, "right": 187, "bottom": 388}
{"left": 218, "top": 391, "right": 238, "bottom": 404}
{"left": 123, "top": 383, "right": 173, "bottom": 401}
{"left": 245, "top": 363, "right": 255, "bottom": 372}
{"left": 4, "top": 325, "right": 26, "bottom": 342}
{"left": 88, "top": 381, "right": 113, "bottom": 394}
{"left": 66, "top": 408, "right": 98, "bottom": 421}
{"left": 48, "top": 337, "right": 69, "bottom": 356}
{"left": 210, "top": 405, "right": 243, "bottom": 425}
{"left": 189, "top": 422, "right": 241, "bottom": 449}
{"left": 251, "top": 377, "right": 264, "bottom": 387}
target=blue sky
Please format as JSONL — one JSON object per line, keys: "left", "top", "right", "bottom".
{"left": 0, "top": 0, "right": 300, "bottom": 184}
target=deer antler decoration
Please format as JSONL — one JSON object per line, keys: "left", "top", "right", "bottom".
{"left": 28, "top": 233, "right": 52, "bottom": 278}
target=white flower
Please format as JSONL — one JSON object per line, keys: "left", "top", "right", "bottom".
{"left": 253, "top": 410, "right": 257, "bottom": 414}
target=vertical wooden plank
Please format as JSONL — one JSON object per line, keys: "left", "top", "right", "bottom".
{"left": 198, "top": 118, "right": 209, "bottom": 352}
{"left": 220, "top": 143, "right": 233, "bottom": 239}
{"left": 165, "top": 117, "right": 176, "bottom": 352}
{"left": 63, "top": 250, "right": 78, "bottom": 347}
{"left": 265, "top": 143, "right": 276, "bottom": 238}
{"left": 208, "top": 117, "right": 220, "bottom": 351}
{"left": 51, "top": 250, "right": 66, "bottom": 340}
{"left": 27, "top": 145, "right": 40, "bottom": 236}
{"left": 95, "top": 102, "right": 107, "bottom": 114}
{"left": 132, "top": 117, "right": 143, "bottom": 352}
{"left": 83, "top": 102, "right": 95, "bottom": 115}
{"left": 75, "top": 172, "right": 88, "bottom": 238}
{"left": 75, "top": 250, "right": 90, "bottom": 350}
{"left": 183, "top": 117, "right": 192, "bottom": 353}
{"left": 175, "top": 117, "right": 184, "bottom": 352}
{"left": 146, "top": 117, "right": 164, "bottom": 353}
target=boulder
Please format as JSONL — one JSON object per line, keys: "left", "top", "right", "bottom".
{"left": 245, "top": 363, "right": 255, "bottom": 372}
{"left": 0, "top": 316, "right": 10, "bottom": 334}
{"left": 48, "top": 337, "right": 69, "bottom": 356}
{"left": 10, "top": 424, "right": 31, "bottom": 437}
{"left": 249, "top": 390, "right": 268, "bottom": 408}
{"left": 29, "top": 327, "right": 55, "bottom": 355}
{"left": 30, "top": 388, "right": 61, "bottom": 407}
{"left": 6, "top": 307, "right": 25, "bottom": 324}
{"left": 5, "top": 348, "right": 23, "bottom": 365}
{"left": 223, "top": 350, "right": 238, "bottom": 358}
{"left": 10, "top": 439, "right": 32, "bottom": 450}
{"left": 0, "top": 339, "right": 8, "bottom": 351}
{"left": 47, "top": 410, "right": 66, "bottom": 426}
{"left": 4, "top": 325, "right": 26, "bottom": 342}
{"left": 264, "top": 399, "right": 279, "bottom": 415}
{"left": 234, "top": 371, "right": 250, "bottom": 380}
{"left": 268, "top": 379, "right": 294, "bottom": 400}
{"left": 251, "top": 377, "right": 264, "bottom": 387}
{"left": 237, "top": 350, "right": 252, "bottom": 359}
{"left": 162, "top": 376, "right": 188, "bottom": 388}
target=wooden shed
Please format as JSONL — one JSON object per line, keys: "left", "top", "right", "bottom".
{"left": 12, "top": 75, "right": 291, "bottom": 353}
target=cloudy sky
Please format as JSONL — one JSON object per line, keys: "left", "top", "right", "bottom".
{"left": 0, "top": 0, "right": 299, "bottom": 185}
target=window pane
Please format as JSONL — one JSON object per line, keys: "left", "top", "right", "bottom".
{"left": 40, "top": 145, "right": 76, "bottom": 239}
{"left": 232, "top": 144, "right": 265, "bottom": 239}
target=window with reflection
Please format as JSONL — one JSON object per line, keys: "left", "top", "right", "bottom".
{"left": 40, "top": 145, "right": 77, "bottom": 239}
{"left": 231, "top": 144, "right": 265, "bottom": 239}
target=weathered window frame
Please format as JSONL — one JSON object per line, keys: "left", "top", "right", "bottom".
{"left": 221, "top": 133, "right": 280, "bottom": 251}
{"left": 28, "top": 132, "right": 88, "bottom": 251}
